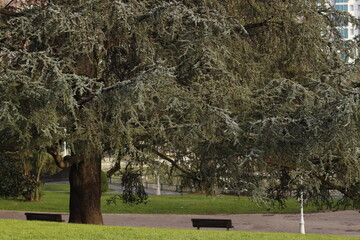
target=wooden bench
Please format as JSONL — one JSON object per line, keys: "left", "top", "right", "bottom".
{"left": 25, "top": 212, "right": 64, "bottom": 222}
{"left": 191, "top": 218, "right": 234, "bottom": 230}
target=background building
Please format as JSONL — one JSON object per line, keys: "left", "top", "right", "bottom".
{"left": 330, "top": 0, "right": 360, "bottom": 40}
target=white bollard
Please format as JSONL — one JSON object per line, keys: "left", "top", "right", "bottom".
{"left": 156, "top": 174, "right": 161, "bottom": 195}
{"left": 63, "top": 141, "right": 67, "bottom": 156}
{"left": 299, "top": 191, "right": 305, "bottom": 234}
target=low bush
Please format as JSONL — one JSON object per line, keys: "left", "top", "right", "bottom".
{"left": 101, "top": 171, "right": 109, "bottom": 194}
{"left": 0, "top": 160, "right": 37, "bottom": 200}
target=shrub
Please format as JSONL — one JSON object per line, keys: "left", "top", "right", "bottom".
{"left": 101, "top": 170, "right": 109, "bottom": 194}
{"left": 0, "top": 160, "right": 37, "bottom": 200}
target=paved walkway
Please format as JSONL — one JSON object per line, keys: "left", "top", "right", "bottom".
{"left": 1, "top": 210, "right": 360, "bottom": 237}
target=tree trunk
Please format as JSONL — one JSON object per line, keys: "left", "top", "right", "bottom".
{"left": 33, "top": 184, "right": 41, "bottom": 202}
{"left": 68, "top": 157, "right": 103, "bottom": 224}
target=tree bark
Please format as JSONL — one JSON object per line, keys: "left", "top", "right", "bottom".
{"left": 48, "top": 145, "right": 104, "bottom": 224}
{"left": 68, "top": 157, "right": 103, "bottom": 224}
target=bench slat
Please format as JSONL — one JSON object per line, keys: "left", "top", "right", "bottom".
{"left": 25, "top": 213, "right": 64, "bottom": 222}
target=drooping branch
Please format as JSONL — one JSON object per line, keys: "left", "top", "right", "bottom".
{"left": 265, "top": 157, "right": 360, "bottom": 201}
{"left": 152, "top": 148, "right": 199, "bottom": 182}
{"left": 314, "top": 174, "right": 360, "bottom": 201}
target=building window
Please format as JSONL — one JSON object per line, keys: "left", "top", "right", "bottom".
{"left": 358, "top": 5, "right": 360, "bottom": 11}
{"left": 350, "top": 5, "right": 354, "bottom": 11}
{"left": 340, "top": 28, "right": 349, "bottom": 38}
{"left": 335, "top": 0, "right": 348, "bottom": 3}
{"left": 350, "top": 28, "right": 354, "bottom": 36}
{"left": 335, "top": 4, "right": 348, "bottom": 12}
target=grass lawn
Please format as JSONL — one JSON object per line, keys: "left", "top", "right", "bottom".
{"left": 0, "top": 184, "right": 343, "bottom": 214}
{"left": 42, "top": 184, "right": 71, "bottom": 192}
{"left": 42, "top": 184, "right": 114, "bottom": 192}
{"left": 101, "top": 193, "right": 324, "bottom": 214}
{"left": 1, "top": 219, "right": 359, "bottom": 240}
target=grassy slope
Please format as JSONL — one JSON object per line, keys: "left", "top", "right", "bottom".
{"left": 1, "top": 220, "right": 359, "bottom": 240}
{"left": 0, "top": 190, "right": 339, "bottom": 214}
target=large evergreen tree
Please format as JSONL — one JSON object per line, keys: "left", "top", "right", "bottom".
{"left": 0, "top": 0, "right": 246, "bottom": 224}
{"left": 1, "top": 0, "right": 359, "bottom": 224}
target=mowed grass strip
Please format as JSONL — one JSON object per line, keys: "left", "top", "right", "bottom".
{"left": 1, "top": 220, "right": 358, "bottom": 240}
{"left": 0, "top": 190, "right": 336, "bottom": 214}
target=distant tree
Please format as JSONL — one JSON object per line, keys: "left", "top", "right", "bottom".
{"left": 30, "top": 150, "right": 56, "bottom": 201}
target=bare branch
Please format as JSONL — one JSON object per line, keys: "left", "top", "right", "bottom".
{"left": 77, "top": 64, "right": 161, "bottom": 106}
{"left": 47, "top": 146, "right": 78, "bottom": 169}
{"left": 77, "top": 78, "right": 136, "bottom": 106}
{"left": 106, "top": 161, "right": 120, "bottom": 178}
{"left": 0, "top": 8, "right": 22, "bottom": 16}
{"left": 4, "top": 0, "right": 15, "bottom": 9}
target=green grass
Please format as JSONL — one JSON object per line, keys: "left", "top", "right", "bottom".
{"left": 1, "top": 219, "right": 359, "bottom": 240}
{"left": 42, "top": 184, "right": 71, "bottom": 192}
{"left": 42, "top": 184, "right": 114, "bottom": 192}
{"left": 101, "top": 193, "right": 325, "bottom": 214}
{"left": 0, "top": 192, "right": 69, "bottom": 213}
{"left": 0, "top": 186, "right": 341, "bottom": 214}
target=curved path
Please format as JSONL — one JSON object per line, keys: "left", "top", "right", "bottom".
{"left": 1, "top": 210, "right": 360, "bottom": 236}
